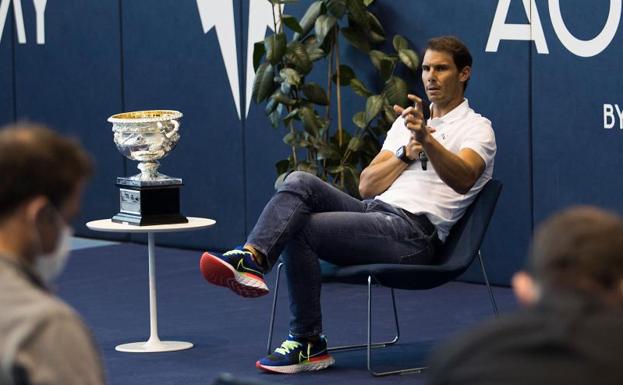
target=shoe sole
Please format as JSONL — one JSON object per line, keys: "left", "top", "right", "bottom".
{"left": 255, "top": 355, "right": 335, "bottom": 374}
{"left": 200, "top": 252, "right": 269, "bottom": 298}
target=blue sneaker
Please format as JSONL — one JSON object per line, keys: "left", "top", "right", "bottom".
{"left": 256, "top": 334, "right": 335, "bottom": 374}
{"left": 200, "top": 249, "right": 268, "bottom": 297}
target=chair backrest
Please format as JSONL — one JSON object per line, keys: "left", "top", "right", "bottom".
{"left": 435, "top": 179, "right": 502, "bottom": 272}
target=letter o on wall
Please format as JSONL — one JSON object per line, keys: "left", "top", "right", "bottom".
{"left": 549, "top": 0, "right": 622, "bottom": 57}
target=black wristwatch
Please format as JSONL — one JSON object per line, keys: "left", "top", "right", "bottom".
{"left": 395, "top": 145, "right": 413, "bottom": 164}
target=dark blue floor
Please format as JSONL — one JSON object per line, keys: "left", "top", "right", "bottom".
{"left": 56, "top": 243, "right": 517, "bottom": 385}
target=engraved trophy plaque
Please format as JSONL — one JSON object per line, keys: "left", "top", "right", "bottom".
{"left": 109, "top": 110, "right": 188, "bottom": 226}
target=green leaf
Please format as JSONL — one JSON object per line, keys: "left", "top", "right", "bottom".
{"left": 392, "top": 35, "right": 409, "bottom": 52}
{"left": 268, "top": 0, "right": 299, "bottom": 4}
{"left": 331, "top": 64, "right": 355, "bottom": 86}
{"left": 346, "top": 0, "right": 369, "bottom": 29}
{"left": 347, "top": 136, "right": 363, "bottom": 152}
{"left": 281, "top": 15, "right": 303, "bottom": 33}
{"left": 285, "top": 42, "right": 313, "bottom": 75}
{"left": 363, "top": 0, "right": 375, "bottom": 6}
{"left": 326, "top": 0, "right": 347, "bottom": 18}
{"left": 293, "top": 1, "right": 323, "bottom": 41}
{"left": 252, "top": 41, "right": 266, "bottom": 72}
{"left": 398, "top": 48, "right": 420, "bottom": 72}
{"left": 383, "top": 76, "right": 408, "bottom": 107}
{"left": 369, "top": 50, "right": 388, "bottom": 71}
{"left": 253, "top": 62, "right": 275, "bottom": 103}
{"left": 268, "top": 107, "right": 281, "bottom": 128}
{"left": 341, "top": 26, "right": 370, "bottom": 53}
{"left": 265, "top": 33, "right": 287, "bottom": 65}
{"left": 352, "top": 111, "right": 367, "bottom": 128}
{"left": 299, "top": 106, "right": 322, "bottom": 136}
{"left": 279, "top": 68, "right": 302, "bottom": 88}
{"left": 283, "top": 108, "right": 300, "bottom": 125}
{"left": 275, "top": 159, "right": 290, "bottom": 175}
{"left": 378, "top": 58, "right": 396, "bottom": 82}
{"left": 302, "top": 83, "right": 329, "bottom": 105}
{"left": 296, "top": 162, "right": 317, "bottom": 175}
{"left": 365, "top": 95, "right": 384, "bottom": 124}
{"left": 383, "top": 104, "right": 397, "bottom": 124}
{"left": 350, "top": 78, "right": 372, "bottom": 97}
{"left": 314, "top": 14, "right": 337, "bottom": 45}
{"left": 274, "top": 171, "right": 289, "bottom": 190}
{"left": 367, "top": 12, "right": 385, "bottom": 43}
{"left": 271, "top": 91, "right": 297, "bottom": 106}
{"left": 317, "top": 145, "right": 341, "bottom": 161}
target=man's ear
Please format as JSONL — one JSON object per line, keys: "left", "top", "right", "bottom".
{"left": 24, "top": 196, "right": 49, "bottom": 224}
{"left": 512, "top": 271, "right": 540, "bottom": 307}
{"left": 459, "top": 66, "right": 471, "bottom": 84}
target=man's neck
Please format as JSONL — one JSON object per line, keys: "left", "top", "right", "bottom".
{"left": 431, "top": 95, "right": 465, "bottom": 118}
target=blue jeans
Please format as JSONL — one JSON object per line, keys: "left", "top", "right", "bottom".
{"left": 247, "top": 171, "right": 436, "bottom": 338}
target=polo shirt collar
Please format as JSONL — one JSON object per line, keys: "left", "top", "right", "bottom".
{"left": 429, "top": 98, "right": 469, "bottom": 125}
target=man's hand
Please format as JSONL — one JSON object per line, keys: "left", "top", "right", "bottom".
{"left": 405, "top": 137, "right": 423, "bottom": 161}
{"left": 394, "top": 94, "right": 434, "bottom": 144}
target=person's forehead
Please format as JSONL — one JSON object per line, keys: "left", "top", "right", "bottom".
{"left": 423, "top": 49, "right": 454, "bottom": 64}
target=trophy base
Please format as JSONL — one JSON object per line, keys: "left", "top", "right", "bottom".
{"left": 113, "top": 183, "right": 188, "bottom": 226}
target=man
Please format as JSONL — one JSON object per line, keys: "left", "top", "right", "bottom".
{"left": 200, "top": 36, "right": 496, "bottom": 374}
{"left": 426, "top": 206, "right": 623, "bottom": 385}
{"left": 0, "top": 123, "right": 105, "bottom": 385}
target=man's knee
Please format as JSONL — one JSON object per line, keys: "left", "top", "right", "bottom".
{"left": 280, "top": 171, "right": 321, "bottom": 194}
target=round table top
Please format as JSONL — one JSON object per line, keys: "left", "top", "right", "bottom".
{"left": 86, "top": 217, "right": 215, "bottom": 233}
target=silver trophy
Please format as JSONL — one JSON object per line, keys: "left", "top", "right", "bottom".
{"left": 109, "top": 110, "right": 188, "bottom": 225}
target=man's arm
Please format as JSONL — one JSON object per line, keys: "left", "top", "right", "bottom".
{"left": 358, "top": 150, "right": 408, "bottom": 199}
{"left": 402, "top": 95, "right": 485, "bottom": 194}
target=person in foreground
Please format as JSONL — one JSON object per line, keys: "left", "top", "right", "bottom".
{"left": 0, "top": 123, "right": 105, "bottom": 385}
{"left": 200, "top": 35, "right": 496, "bottom": 374}
{"left": 427, "top": 206, "right": 623, "bottom": 385}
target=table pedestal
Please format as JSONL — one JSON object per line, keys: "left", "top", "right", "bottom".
{"left": 114, "top": 232, "right": 193, "bottom": 353}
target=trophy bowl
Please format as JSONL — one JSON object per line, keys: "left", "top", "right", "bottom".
{"left": 109, "top": 110, "right": 183, "bottom": 185}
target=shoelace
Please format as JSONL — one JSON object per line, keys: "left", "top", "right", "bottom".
{"left": 275, "top": 340, "right": 302, "bottom": 355}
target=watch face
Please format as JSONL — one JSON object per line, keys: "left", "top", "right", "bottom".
{"left": 396, "top": 146, "right": 405, "bottom": 158}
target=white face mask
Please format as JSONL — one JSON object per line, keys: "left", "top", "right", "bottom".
{"left": 34, "top": 218, "right": 74, "bottom": 284}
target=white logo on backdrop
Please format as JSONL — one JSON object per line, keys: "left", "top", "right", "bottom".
{"left": 486, "top": 0, "right": 621, "bottom": 57}
{"left": 196, "top": 0, "right": 282, "bottom": 119}
{"left": 0, "top": 0, "right": 47, "bottom": 44}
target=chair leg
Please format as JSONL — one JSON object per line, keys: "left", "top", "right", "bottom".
{"left": 266, "top": 263, "right": 400, "bottom": 354}
{"left": 266, "top": 262, "right": 284, "bottom": 354}
{"left": 366, "top": 275, "right": 426, "bottom": 376}
{"left": 477, "top": 250, "right": 499, "bottom": 317}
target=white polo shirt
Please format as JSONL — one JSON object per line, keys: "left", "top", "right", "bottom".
{"left": 376, "top": 99, "right": 496, "bottom": 241}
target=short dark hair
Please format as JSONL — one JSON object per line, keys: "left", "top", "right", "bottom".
{"left": 0, "top": 123, "right": 93, "bottom": 219}
{"left": 425, "top": 36, "right": 473, "bottom": 91}
{"left": 528, "top": 206, "right": 623, "bottom": 296}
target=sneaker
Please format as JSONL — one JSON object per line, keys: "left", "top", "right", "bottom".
{"left": 199, "top": 249, "right": 269, "bottom": 297}
{"left": 256, "top": 334, "right": 335, "bottom": 374}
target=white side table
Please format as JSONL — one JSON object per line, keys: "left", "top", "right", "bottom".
{"left": 86, "top": 217, "right": 215, "bottom": 353}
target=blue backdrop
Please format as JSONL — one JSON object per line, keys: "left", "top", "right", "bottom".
{"left": 2, "top": 0, "right": 621, "bottom": 285}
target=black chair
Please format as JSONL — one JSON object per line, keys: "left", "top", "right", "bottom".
{"left": 266, "top": 179, "right": 502, "bottom": 376}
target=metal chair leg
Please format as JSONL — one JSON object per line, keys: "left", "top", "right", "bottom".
{"left": 478, "top": 250, "right": 499, "bottom": 317}
{"left": 266, "top": 263, "right": 400, "bottom": 354}
{"left": 366, "top": 275, "right": 426, "bottom": 376}
{"left": 266, "top": 262, "right": 284, "bottom": 354}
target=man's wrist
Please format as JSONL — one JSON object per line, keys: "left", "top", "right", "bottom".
{"left": 395, "top": 145, "right": 414, "bottom": 164}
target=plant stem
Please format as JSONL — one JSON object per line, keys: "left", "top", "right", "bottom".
{"left": 277, "top": 3, "right": 283, "bottom": 33}
{"left": 271, "top": 3, "right": 278, "bottom": 32}
{"left": 335, "top": 29, "right": 345, "bottom": 189}
{"left": 335, "top": 31, "right": 343, "bottom": 148}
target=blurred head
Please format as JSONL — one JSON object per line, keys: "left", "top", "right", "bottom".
{"left": 513, "top": 206, "right": 623, "bottom": 306}
{"left": 0, "top": 123, "right": 93, "bottom": 273}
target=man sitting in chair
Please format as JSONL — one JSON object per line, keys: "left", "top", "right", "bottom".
{"left": 427, "top": 206, "right": 623, "bottom": 385}
{"left": 200, "top": 35, "right": 496, "bottom": 374}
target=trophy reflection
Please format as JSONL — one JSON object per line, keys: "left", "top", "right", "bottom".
{"left": 109, "top": 110, "right": 188, "bottom": 225}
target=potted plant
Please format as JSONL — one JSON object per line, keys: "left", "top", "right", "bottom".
{"left": 253, "top": 0, "right": 420, "bottom": 197}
